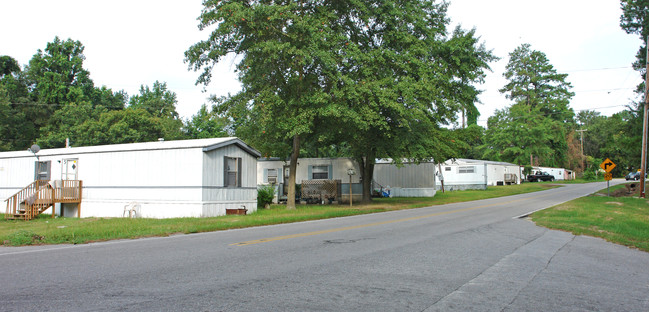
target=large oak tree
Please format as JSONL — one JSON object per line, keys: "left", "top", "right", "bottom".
{"left": 328, "top": 2, "right": 495, "bottom": 201}
{"left": 186, "top": 1, "right": 355, "bottom": 208}
{"left": 186, "top": 0, "right": 494, "bottom": 205}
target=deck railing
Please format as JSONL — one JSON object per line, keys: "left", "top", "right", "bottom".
{"left": 52, "top": 180, "right": 83, "bottom": 203}
{"left": 4, "top": 180, "right": 83, "bottom": 220}
{"left": 5, "top": 180, "right": 45, "bottom": 220}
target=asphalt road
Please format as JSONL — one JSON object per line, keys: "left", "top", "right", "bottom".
{"left": 1, "top": 180, "right": 648, "bottom": 311}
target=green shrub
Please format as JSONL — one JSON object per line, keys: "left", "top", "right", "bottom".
{"left": 257, "top": 185, "right": 276, "bottom": 208}
{"left": 583, "top": 170, "right": 596, "bottom": 181}
{"left": 6, "top": 230, "right": 44, "bottom": 246}
{"left": 523, "top": 165, "right": 533, "bottom": 176}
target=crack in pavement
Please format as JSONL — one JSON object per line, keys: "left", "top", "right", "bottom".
{"left": 422, "top": 229, "right": 575, "bottom": 312}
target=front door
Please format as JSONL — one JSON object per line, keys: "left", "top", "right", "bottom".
{"left": 62, "top": 159, "right": 78, "bottom": 180}
{"left": 61, "top": 159, "right": 79, "bottom": 200}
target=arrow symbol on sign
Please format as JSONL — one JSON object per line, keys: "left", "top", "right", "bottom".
{"left": 604, "top": 162, "right": 613, "bottom": 170}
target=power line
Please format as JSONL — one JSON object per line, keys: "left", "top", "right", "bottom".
{"left": 475, "top": 104, "right": 631, "bottom": 122}
{"left": 574, "top": 104, "right": 629, "bottom": 111}
{"left": 572, "top": 87, "right": 636, "bottom": 93}
{"left": 563, "top": 66, "right": 634, "bottom": 73}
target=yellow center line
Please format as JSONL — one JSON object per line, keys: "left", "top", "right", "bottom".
{"left": 231, "top": 192, "right": 552, "bottom": 247}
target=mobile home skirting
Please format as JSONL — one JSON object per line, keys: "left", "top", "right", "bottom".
{"left": 67, "top": 198, "right": 257, "bottom": 218}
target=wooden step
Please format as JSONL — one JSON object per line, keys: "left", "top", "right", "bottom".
{"left": 6, "top": 214, "right": 27, "bottom": 220}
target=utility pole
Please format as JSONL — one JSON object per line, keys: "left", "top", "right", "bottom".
{"left": 641, "top": 36, "right": 649, "bottom": 198}
{"left": 576, "top": 129, "right": 587, "bottom": 174}
{"left": 462, "top": 108, "right": 466, "bottom": 129}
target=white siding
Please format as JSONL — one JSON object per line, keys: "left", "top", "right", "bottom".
{"left": 1, "top": 138, "right": 260, "bottom": 218}
{"left": 1, "top": 155, "right": 49, "bottom": 197}
{"left": 438, "top": 163, "right": 488, "bottom": 190}
{"left": 257, "top": 160, "right": 286, "bottom": 185}
{"left": 485, "top": 164, "right": 521, "bottom": 186}
{"left": 439, "top": 159, "right": 523, "bottom": 190}
{"left": 257, "top": 158, "right": 436, "bottom": 198}
{"left": 535, "top": 167, "right": 566, "bottom": 180}
{"left": 202, "top": 145, "right": 258, "bottom": 215}
{"left": 257, "top": 158, "right": 361, "bottom": 183}
{"left": 203, "top": 145, "right": 257, "bottom": 188}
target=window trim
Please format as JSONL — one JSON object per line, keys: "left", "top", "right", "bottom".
{"left": 458, "top": 166, "right": 475, "bottom": 174}
{"left": 311, "top": 165, "right": 329, "bottom": 180}
{"left": 224, "top": 156, "right": 242, "bottom": 187}
{"left": 267, "top": 168, "right": 278, "bottom": 184}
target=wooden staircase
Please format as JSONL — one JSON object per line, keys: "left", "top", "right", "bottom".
{"left": 5, "top": 180, "right": 83, "bottom": 220}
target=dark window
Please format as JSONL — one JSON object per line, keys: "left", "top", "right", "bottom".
{"left": 312, "top": 165, "right": 329, "bottom": 179}
{"left": 34, "top": 161, "right": 51, "bottom": 181}
{"left": 224, "top": 157, "right": 242, "bottom": 187}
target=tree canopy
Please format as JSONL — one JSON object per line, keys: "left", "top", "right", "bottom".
{"left": 184, "top": 103, "right": 231, "bottom": 139}
{"left": 0, "top": 37, "right": 230, "bottom": 151}
{"left": 483, "top": 44, "right": 574, "bottom": 167}
{"left": 25, "top": 36, "right": 94, "bottom": 106}
{"left": 325, "top": 2, "right": 495, "bottom": 201}
{"left": 186, "top": 0, "right": 358, "bottom": 208}
{"left": 619, "top": 0, "right": 649, "bottom": 175}
{"left": 621, "top": 0, "right": 649, "bottom": 76}
{"left": 186, "top": 0, "right": 495, "bottom": 204}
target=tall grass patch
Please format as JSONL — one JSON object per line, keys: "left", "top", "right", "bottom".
{"left": 532, "top": 195, "right": 649, "bottom": 252}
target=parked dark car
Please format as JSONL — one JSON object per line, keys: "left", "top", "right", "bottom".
{"left": 625, "top": 171, "right": 646, "bottom": 181}
{"left": 527, "top": 171, "right": 555, "bottom": 182}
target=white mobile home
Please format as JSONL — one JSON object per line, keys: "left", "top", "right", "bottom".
{"left": 533, "top": 166, "right": 573, "bottom": 181}
{"left": 1, "top": 138, "right": 260, "bottom": 219}
{"left": 438, "top": 159, "right": 522, "bottom": 191}
{"left": 258, "top": 157, "right": 362, "bottom": 203}
{"left": 258, "top": 158, "right": 437, "bottom": 201}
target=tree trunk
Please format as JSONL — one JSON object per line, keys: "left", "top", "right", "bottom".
{"left": 358, "top": 149, "right": 375, "bottom": 204}
{"left": 286, "top": 134, "right": 300, "bottom": 210}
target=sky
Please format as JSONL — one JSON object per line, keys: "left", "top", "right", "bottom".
{"left": 0, "top": 0, "right": 642, "bottom": 127}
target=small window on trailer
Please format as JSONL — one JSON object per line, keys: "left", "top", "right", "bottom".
{"left": 458, "top": 166, "right": 475, "bottom": 174}
{"left": 224, "top": 157, "right": 242, "bottom": 187}
{"left": 267, "top": 169, "right": 278, "bottom": 184}
{"left": 311, "top": 165, "right": 329, "bottom": 179}
{"left": 34, "top": 161, "right": 51, "bottom": 181}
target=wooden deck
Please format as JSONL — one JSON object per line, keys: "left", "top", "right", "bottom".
{"left": 4, "top": 180, "right": 83, "bottom": 220}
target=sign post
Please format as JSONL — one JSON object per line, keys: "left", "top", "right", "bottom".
{"left": 347, "top": 168, "right": 356, "bottom": 207}
{"left": 600, "top": 158, "right": 616, "bottom": 196}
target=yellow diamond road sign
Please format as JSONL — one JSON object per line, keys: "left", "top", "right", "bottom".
{"left": 600, "top": 158, "right": 616, "bottom": 173}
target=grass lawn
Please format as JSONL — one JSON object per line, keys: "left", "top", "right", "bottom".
{"left": 1, "top": 183, "right": 556, "bottom": 246}
{"left": 555, "top": 177, "right": 606, "bottom": 184}
{"left": 531, "top": 182, "right": 649, "bottom": 252}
